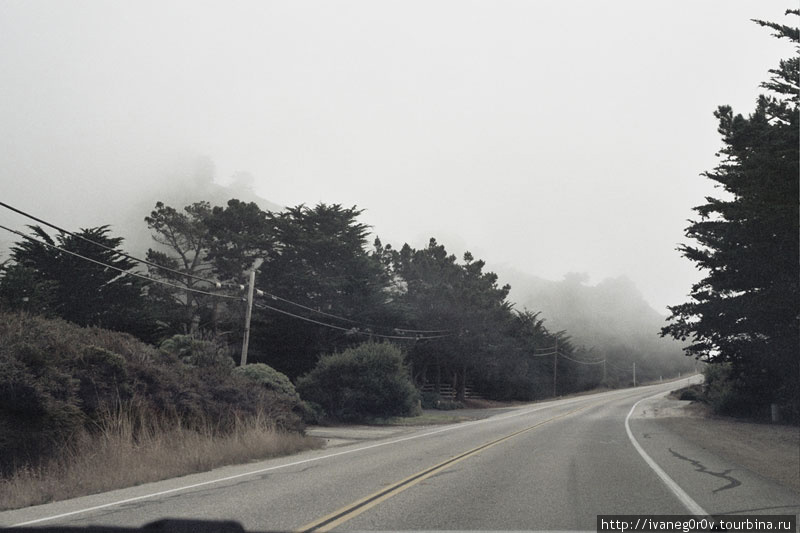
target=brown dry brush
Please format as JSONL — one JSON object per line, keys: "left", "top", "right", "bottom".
{"left": 0, "top": 402, "right": 320, "bottom": 510}
{"left": 0, "top": 311, "right": 321, "bottom": 510}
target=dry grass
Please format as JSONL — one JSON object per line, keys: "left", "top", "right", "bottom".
{"left": 0, "top": 403, "right": 322, "bottom": 511}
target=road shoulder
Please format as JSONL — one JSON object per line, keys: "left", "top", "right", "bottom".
{"left": 639, "top": 393, "right": 800, "bottom": 494}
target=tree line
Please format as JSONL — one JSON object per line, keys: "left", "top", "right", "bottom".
{"left": 0, "top": 200, "right": 629, "bottom": 401}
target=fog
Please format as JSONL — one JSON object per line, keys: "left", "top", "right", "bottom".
{"left": 0, "top": 0, "right": 794, "bottom": 314}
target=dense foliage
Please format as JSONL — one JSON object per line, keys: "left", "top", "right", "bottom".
{"left": 233, "top": 363, "right": 298, "bottom": 399}
{"left": 662, "top": 11, "right": 799, "bottom": 418}
{"left": 296, "top": 342, "right": 420, "bottom": 422}
{"left": 0, "top": 225, "right": 156, "bottom": 341}
{"left": 0, "top": 311, "right": 303, "bottom": 474}
{"left": 0, "top": 195, "right": 687, "bottom": 410}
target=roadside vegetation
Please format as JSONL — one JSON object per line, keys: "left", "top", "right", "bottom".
{"left": 0, "top": 201, "right": 692, "bottom": 417}
{"left": 0, "top": 311, "right": 319, "bottom": 510}
{"left": 297, "top": 342, "right": 420, "bottom": 422}
{"left": 661, "top": 11, "right": 799, "bottom": 422}
{"left": 673, "top": 363, "right": 769, "bottom": 420}
{"left": 2, "top": 11, "right": 794, "bottom": 509}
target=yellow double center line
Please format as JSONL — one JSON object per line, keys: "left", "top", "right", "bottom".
{"left": 296, "top": 402, "right": 595, "bottom": 532}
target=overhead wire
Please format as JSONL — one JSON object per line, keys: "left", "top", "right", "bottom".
{"left": 0, "top": 200, "right": 229, "bottom": 287}
{"left": 0, "top": 224, "right": 244, "bottom": 301}
{"left": 557, "top": 352, "right": 606, "bottom": 365}
{"left": 253, "top": 302, "right": 452, "bottom": 340}
{"left": 0, "top": 201, "right": 457, "bottom": 336}
{"left": 394, "top": 327, "right": 453, "bottom": 334}
{"left": 1, "top": 213, "right": 629, "bottom": 362}
{"left": 2, "top": 202, "right": 456, "bottom": 334}
{"left": 256, "top": 288, "right": 453, "bottom": 334}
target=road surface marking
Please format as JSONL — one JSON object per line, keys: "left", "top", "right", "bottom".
{"left": 296, "top": 403, "right": 596, "bottom": 532}
{"left": 625, "top": 392, "right": 708, "bottom": 515}
{"left": 11, "top": 393, "right": 613, "bottom": 527}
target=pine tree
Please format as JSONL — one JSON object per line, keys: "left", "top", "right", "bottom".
{"left": 662, "top": 10, "right": 799, "bottom": 416}
{"left": 0, "top": 225, "right": 152, "bottom": 337}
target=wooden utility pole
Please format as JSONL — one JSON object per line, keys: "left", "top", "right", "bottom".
{"left": 602, "top": 358, "right": 607, "bottom": 383}
{"left": 240, "top": 270, "right": 256, "bottom": 367}
{"left": 633, "top": 361, "right": 636, "bottom": 387}
{"left": 552, "top": 338, "right": 558, "bottom": 397}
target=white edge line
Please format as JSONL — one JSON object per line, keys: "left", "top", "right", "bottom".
{"left": 12, "top": 393, "right": 613, "bottom": 528}
{"left": 625, "top": 391, "right": 708, "bottom": 516}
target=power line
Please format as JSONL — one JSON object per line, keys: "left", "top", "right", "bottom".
{"left": 0, "top": 200, "right": 231, "bottom": 288}
{"left": 0, "top": 224, "right": 243, "bottom": 301}
{"left": 557, "top": 352, "right": 606, "bottom": 365}
{"left": 256, "top": 288, "right": 453, "bottom": 334}
{"left": 253, "top": 301, "right": 452, "bottom": 340}
{"left": 1, "top": 201, "right": 461, "bottom": 338}
{"left": 1, "top": 201, "right": 456, "bottom": 335}
{"left": 390, "top": 321, "right": 452, "bottom": 334}
{"left": 257, "top": 289, "right": 361, "bottom": 325}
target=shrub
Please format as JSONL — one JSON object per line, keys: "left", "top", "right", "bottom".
{"left": 0, "top": 351, "right": 84, "bottom": 472}
{"left": 296, "top": 342, "right": 420, "bottom": 422}
{"left": 434, "top": 399, "right": 464, "bottom": 410}
{"left": 159, "top": 334, "right": 235, "bottom": 371}
{"left": 420, "top": 391, "right": 464, "bottom": 410}
{"left": 298, "top": 400, "right": 326, "bottom": 425}
{"left": 420, "top": 391, "right": 440, "bottom": 409}
{"left": 703, "top": 362, "right": 747, "bottom": 415}
{"left": 0, "top": 311, "right": 303, "bottom": 475}
{"left": 234, "top": 363, "right": 298, "bottom": 398}
{"left": 677, "top": 384, "right": 704, "bottom": 402}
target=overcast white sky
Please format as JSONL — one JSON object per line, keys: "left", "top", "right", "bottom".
{"left": 0, "top": 1, "right": 795, "bottom": 313}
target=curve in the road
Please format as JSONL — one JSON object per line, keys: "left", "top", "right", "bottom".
{"left": 625, "top": 391, "right": 708, "bottom": 516}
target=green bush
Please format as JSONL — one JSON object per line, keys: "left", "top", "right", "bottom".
{"left": 703, "top": 362, "right": 744, "bottom": 415}
{"left": 435, "top": 399, "right": 464, "bottom": 410}
{"left": 0, "top": 311, "right": 303, "bottom": 474}
{"left": 234, "top": 363, "right": 298, "bottom": 398}
{"left": 159, "top": 334, "right": 235, "bottom": 370}
{"left": 420, "top": 391, "right": 440, "bottom": 409}
{"left": 0, "top": 349, "right": 84, "bottom": 469}
{"left": 677, "top": 384, "right": 704, "bottom": 402}
{"left": 296, "top": 342, "right": 420, "bottom": 422}
{"left": 67, "top": 345, "right": 131, "bottom": 419}
{"left": 298, "top": 400, "right": 326, "bottom": 425}
{"left": 420, "top": 391, "right": 464, "bottom": 410}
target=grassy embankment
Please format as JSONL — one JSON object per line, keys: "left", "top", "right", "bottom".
{"left": 0, "top": 311, "right": 321, "bottom": 510}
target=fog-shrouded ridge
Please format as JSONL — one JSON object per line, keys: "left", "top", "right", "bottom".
{"left": 500, "top": 267, "right": 695, "bottom": 382}
{"left": 0, "top": 155, "right": 282, "bottom": 261}
{"left": 2, "top": 173, "right": 692, "bottom": 382}
{"left": 0, "top": 1, "right": 793, "bottom": 315}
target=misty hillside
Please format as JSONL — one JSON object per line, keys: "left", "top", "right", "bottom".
{"left": 0, "top": 156, "right": 284, "bottom": 262}
{"left": 117, "top": 158, "right": 284, "bottom": 257}
{"left": 499, "top": 267, "right": 696, "bottom": 382}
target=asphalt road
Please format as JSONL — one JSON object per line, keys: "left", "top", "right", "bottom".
{"left": 2, "top": 377, "right": 798, "bottom": 531}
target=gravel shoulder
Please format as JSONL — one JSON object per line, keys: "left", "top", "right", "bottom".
{"left": 642, "top": 394, "right": 800, "bottom": 493}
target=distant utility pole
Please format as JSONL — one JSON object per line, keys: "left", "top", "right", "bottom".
{"left": 602, "top": 358, "right": 607, "bottom": 383}
{"left": 240, "top": 270, "right": 256, "bottom": 367}
{"left": 552, "top": 338, "right": 558, "bottom": 397}
{"left": 633, "top": 361, "right": 636, "bottom": 387}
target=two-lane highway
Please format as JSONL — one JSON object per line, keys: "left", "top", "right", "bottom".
{"left": 3, "top": 378, "right": 797, "bottom": 531}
